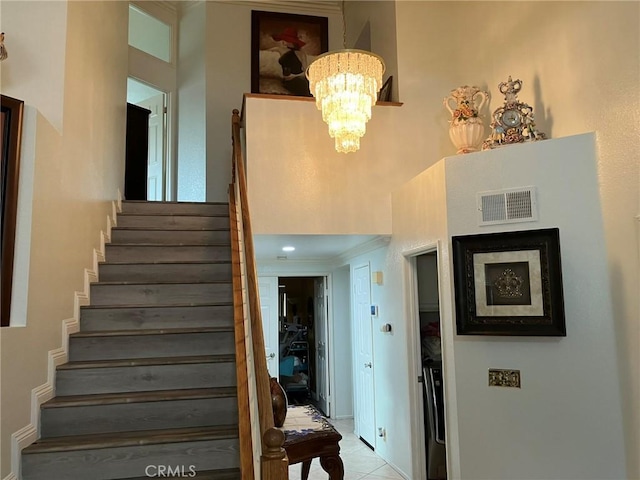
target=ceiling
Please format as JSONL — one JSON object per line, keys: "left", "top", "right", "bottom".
{"left": 254, "top": 234, "right": 383, "bottom": 262}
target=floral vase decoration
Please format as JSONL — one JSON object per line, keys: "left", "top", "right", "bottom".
{"left": 444, "top": 85, "right": 489, "bottom": 154}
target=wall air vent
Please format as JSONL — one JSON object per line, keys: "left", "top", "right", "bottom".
{"left": 477, "top": 186, "right": 538, "bottom": 226}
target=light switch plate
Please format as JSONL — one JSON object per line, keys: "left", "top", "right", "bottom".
{"left": 488, "top": 369, "right": 521, "bottom": 388}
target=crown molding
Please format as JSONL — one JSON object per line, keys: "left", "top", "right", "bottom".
{"left": 335, "top": 235, "right": 391, "bottom": 265}
{"left": 132, "top": 0, "right": 178, "bottom": 14}
{"left": 215, "top": 0, "right": 342, "bottom": 14}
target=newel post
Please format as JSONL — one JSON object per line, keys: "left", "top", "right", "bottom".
{"left": 261, "top": 427, "right": 288, "bottom": 480}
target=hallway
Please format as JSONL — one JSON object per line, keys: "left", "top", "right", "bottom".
{"left": 288, "top": 418, "right": 404, "bottom": 479}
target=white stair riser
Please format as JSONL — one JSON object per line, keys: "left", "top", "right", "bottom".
{"left": 41, "top": 397, "right": 238, "bottom": 437}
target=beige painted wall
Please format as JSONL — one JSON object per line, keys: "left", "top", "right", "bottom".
{"left": 393, "top": 2, "right": 639, "bottom": 475}
{"left": 443, "top": 134, "right": 625, "bottom": 479}
{"left": 204, "top": 2, "right": 344, "bottom": 202}
{"left": 245, "top": 97, "right": 408, "bottom": 235}
{"left": 0, "top": 1, "right": 128, "bottom": 477}
{"left": 246, "top": 1, "right": 638, "bottom": 477}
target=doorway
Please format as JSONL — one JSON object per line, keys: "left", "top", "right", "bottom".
{"left": 415, "top": 251, "right": 447, "bottom": 480}
{"left": 353, "top": 263, "right": 376, "bottom": 449}
{"left": 276, "top": 276, "right": 330, "bottom": 416}
{"left": 126, "top": 78, "right": 167, "bottom": 201}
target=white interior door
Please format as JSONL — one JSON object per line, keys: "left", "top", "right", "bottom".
{"left": 135, "top": 93, "right": 165, "bottom": 201}
{"left": 354, "top": 264, "right": 376, "bottom": 447}
{"left": 314, "top": 277, "right": 330, "bottom": 416}
{"left": 259, "top": 276, "right": 279, "bottom": 377}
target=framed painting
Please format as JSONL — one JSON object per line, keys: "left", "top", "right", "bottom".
{"left": 251, "top": 10, "right": 328, "bottom": 97}
{"left": 452, "top": 228, "right": 566, "bottom": 336}
{"left": 1, "top": 94, "right": 24, "bottom": 326}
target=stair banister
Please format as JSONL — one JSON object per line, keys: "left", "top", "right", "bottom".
{"left": 230, "top": 108, "right": 288, "bottom": 479}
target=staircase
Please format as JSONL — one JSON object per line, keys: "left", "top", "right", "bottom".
{"left": 21, "top": 201, "right": 242, "bottom": 480}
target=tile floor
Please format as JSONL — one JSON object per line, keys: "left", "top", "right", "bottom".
{"left": 288, "top": 417, "right": 404, "bottom": 480}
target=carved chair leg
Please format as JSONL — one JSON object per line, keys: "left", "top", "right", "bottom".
{"left": 301, "top": 460, "right": 312, "bottom": 480}
{"left": 320, "top": 455, "right": 344, "bottom": 480}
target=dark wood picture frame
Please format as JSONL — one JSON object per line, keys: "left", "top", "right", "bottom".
{"left": 251, "top": 10, "right": 328, "bottom": 97}
{"left": 378, "top": 75, "right": 393, "bottom": 102}
{"left": 452, "top": 228, "right": 566, "bottom": 336}
{"left": 1, "top": 94, "right": 25, "bottom": 327}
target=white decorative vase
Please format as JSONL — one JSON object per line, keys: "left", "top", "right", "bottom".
{"left": 444, "top": 85, "right": 489, "bottom": 154}
{"left": 448, "top": 119, "right": 485, "bottom": 154}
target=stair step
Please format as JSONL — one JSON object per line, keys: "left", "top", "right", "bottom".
{"left": 89, "top": 282, "right": 233, "bottom": 306}
{"left": 110, "top": 228, "right": 231, "bottom": 245}
{"left": 98, "top": 261, "right": 233, "bottom": 283}
{"left": 22, "top": 426, "right": 239, "bottom": 480}
{"left": 41, "top": 387, "right": 238, "bottom": 437}
{"left": 69, "top": 327, "right": 235, "bottom": 361}
{"left": 104, "top": 244, "right": 231, "bottom": 263}
{"left": 121, "top": 468, "right": 241, "bottom": 480}
{"left": 55, "top": 355, "right": 236, "bottom": 396}
{"left": 22, "top": 200, "right": 242, "bottom": 480}
{"left": 121, "top": 201, "right": 229, "bottom": 216}
{"left": 116, "top": 214, "right": 229, "bottom": 230}
{"left": 80, "top": 304, "right": 234, "bottom": 331}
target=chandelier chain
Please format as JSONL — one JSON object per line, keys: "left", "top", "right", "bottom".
{"left": 341, "top": 0, "right": 347, "bottom": 49}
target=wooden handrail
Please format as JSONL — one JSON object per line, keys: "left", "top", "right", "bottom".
{"left": 229, "top": 188, "right": 254, "bottom": 480}
{"left": 230, "top": 109, "right": 288, "bottom": 479}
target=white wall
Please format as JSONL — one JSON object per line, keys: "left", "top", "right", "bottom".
{"left": 331, "top": 265, "right": 353, "bottom": 419}
{"left": 244, "top": 96, "right": 407, "bottom": 235}
{"left": 0, "top": 1, "right": 128, "bottom": 476}
{"left": 345, "top": 1, "right": 399, "bottom": 102}
{"left": 177, "top": 1, "right": 206, "bottom": 201}
{"left": 445, "top": 134, "right": 625, "bottom": 479}
{"left": 0, "top": 1, "right": 67, "bottom": 132}
{"left": 386, "top": 161, "right": 451, "bottom": 478}
{"left": 393, "top": 2, "right": 639, "bottom": 476}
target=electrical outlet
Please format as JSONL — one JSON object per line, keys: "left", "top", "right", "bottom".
{"left": 488, "top": 369, "right": 521, "bottom": 388}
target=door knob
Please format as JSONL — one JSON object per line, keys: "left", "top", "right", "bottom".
{"left": 364, "top": 362, "right": 372, "bottom": 368}
{"left": 267, "top": 353, "right": 275, "bottom": 359}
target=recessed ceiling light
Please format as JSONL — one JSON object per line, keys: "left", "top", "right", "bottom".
{"left": 282, "top": 246, "right": 295, "bottom": 252}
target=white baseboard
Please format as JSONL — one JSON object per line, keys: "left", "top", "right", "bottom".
{"left": 5, "top": 198, "right": 116, "bottom": 480}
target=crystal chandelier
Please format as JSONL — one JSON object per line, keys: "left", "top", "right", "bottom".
{"left": 306, "top": 49, "right": 385, "bottom": 153}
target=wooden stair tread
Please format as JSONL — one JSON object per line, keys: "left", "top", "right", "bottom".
{"left": 57, "top": 354, "right": 236, "bottom": 370}
{"left": 71, "top": 326, "right": 233, "bottom": 338}
{"left": 105, "top": 243, "right": 231, "bottom": 247}
{"left": 110, "top": 227, "right": 230, "bottom": 232}
{"left": 22, "top": 425, "right": 239, "bottom": 454}
{"left": 111, "top": 226, "right": 230, "bottom": 231}
{"left": 98, "top": 260, "right": 232, "bottom": 265}
{"left": 117, "top": 212, "right": 229, "bottom": 218}
{"left": 121, "top": 201, "right": 228, "bottom": 206}
{"left": 121, "top": 468, "right": 240, "bottom": 480}
{"left": 42, "top": 387, "right": 237, "bottom": 408}
{"left": 80, "top": 302, "right": 234, "bottom": 310}
{"left": 92, "top": 280, "right": 232, "bottom": 286}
